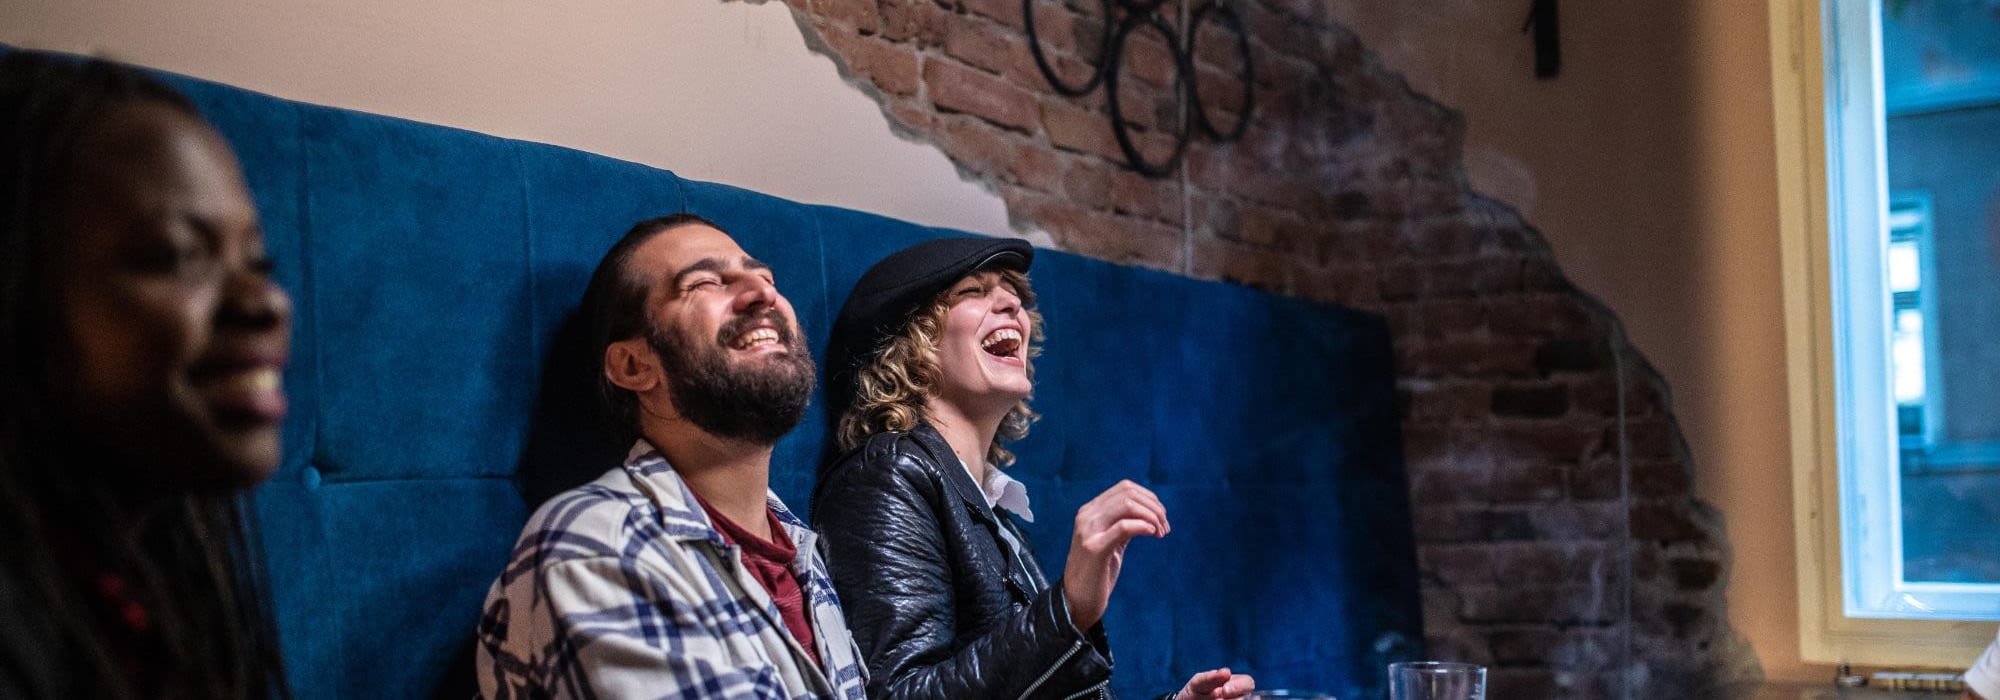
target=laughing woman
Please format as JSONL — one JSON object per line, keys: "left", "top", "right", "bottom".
{"left": 0, "top": 52, "right": 292, "bottom": 699}
{"left": 814, "top": 238, "right": 1253, "bottom": 700}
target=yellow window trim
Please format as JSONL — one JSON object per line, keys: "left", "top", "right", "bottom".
{"left": 1771, "top": 0, "right": 1993, "bottom": 667}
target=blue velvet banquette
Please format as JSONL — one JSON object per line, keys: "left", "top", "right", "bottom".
{"left": 22, "top": 46, "right": 1424, "bottom": 699}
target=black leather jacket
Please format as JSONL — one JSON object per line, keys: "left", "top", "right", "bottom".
{"left": 813, "top": 421, "right": 1118, "bottom": 700}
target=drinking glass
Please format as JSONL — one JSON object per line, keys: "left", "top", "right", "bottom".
{"left": 1387, "top": 661, "right": 1485, "bottom": 700}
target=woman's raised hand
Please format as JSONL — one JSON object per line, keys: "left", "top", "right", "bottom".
{"left": 1177, "top": 668, "right": 1256, "bottom": 699}
{"left": 1060, "top": 479, "right": 1170, "bottom": 630}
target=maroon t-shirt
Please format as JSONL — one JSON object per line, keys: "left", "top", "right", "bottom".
{"left": 690, "top": 493, "right": 821, "bottom": 668}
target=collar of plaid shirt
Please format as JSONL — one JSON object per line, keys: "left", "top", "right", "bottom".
{"left": 477, "top": 441, "right": 869, "bottom": 700}
{"left": 620, "top": 442, "right": 850, "bottom": 679}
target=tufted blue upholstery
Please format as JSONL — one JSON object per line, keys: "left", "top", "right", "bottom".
{"left": 19, "top": 45, "right": 1422, "bottom": 699}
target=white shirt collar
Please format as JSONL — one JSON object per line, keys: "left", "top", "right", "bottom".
{"left": 970, "top": 463, "right": 1034, "bottom": 523}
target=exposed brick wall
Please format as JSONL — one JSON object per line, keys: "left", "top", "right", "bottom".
{"left": 759, "top": 0, "right": 1757, "bottom": 694}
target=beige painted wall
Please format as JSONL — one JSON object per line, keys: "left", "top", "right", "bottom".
{"left": 0, "top": 0, "right": 1015, "bottom": 239}
{"left": 1333, "top": 0, "right": 1822, "bottom": 684}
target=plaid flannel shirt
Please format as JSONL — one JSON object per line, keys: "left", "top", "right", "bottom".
{"left": 476, "top": 442, "right": 868, "bottom": 700}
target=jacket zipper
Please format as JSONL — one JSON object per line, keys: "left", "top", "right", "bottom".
{"left": 1060, "top": 680, "right": 1109, "bottom": 700}
{"left": 1018, "top": 640, "right": 1084, "bottom": 700}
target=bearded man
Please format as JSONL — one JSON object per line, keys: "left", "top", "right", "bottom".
{"left": 477, "top": 214, "right": 867, "bottom": 700}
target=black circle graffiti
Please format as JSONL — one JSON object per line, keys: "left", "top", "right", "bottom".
{"left": 1025, "top": 0, "right": 1254, "bottom": 177}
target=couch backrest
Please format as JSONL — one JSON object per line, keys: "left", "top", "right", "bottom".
{"left": 133, "top": 63, "right": 1424, "bottom": 699}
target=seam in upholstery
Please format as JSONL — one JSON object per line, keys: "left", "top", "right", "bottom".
{"left": 516, "top": 143, "right": 540, "bottom": 363}
{"left": 814, "top": 211, "right": 830, "bottom": 334}
{"left": 296, "top": 104, "right": 324, "bottom": 464}
{"left": 307, "top": 473, "right": 522, "bottom": 486}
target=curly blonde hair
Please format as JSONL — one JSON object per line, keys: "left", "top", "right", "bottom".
{"left": 836, "top": 269, "right": 1044, "bottom": 469}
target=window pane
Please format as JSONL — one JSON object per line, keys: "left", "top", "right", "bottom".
{"left": 1892, "top": 309, "right": 1925, "bottom": 405}
{"left": 1883, "top": 1, "right": 2000, "bottom": 590}
{"left": 1887, "top": 240, "right": 1920, "bottom": 293}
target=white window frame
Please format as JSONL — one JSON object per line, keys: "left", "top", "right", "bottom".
{"left": 1772, "top": 0, "right": 1999, "bottom": 666}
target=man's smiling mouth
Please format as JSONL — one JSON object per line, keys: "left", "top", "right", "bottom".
{"left": 732, "top": 326, "right": 782, "bottom": 350}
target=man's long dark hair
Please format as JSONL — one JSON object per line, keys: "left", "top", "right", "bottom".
{"left": 0, "top": 51, "right": 290, "bottom": 699}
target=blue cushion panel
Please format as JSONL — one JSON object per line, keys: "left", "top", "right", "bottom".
{"left": 300, "top": 109, "right": 537, "bottom": 482}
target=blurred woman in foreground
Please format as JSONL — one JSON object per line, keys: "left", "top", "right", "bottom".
{"left": 0, "top": 51, "right": 292, "bottom": 699}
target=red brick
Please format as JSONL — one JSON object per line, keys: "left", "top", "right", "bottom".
{"left": 1398, "top": 338, "right": 1539, "bottom": 379}
{"left": 1106, "top": 71, "right": 1181, "bottom": 133}
{"left": 1400, "top": 423, "right": 1451, "bottom": 464}
{"left": 1291, "top": 265, "right": 1376, "bottom": 305}
{"left": 1190, "top": 15, "right": 1248, "bottom": 69}
{"left": 1488, "top": 670, "right": 1559, "bottom": 699}
{"left": 1488, "top": 627, "right": 1560, "bottom": 666}
{"left": 926, "top": 58, "right": 1037, "bottom": 132}
{"left": 962, "top": 0, "right": 1023, "bottom": 29}
{"left": 1010, "top": 147, "right": 1062, "bottom": 194}
{"left": 1527, "top": 501, "right": 1622, "bottom": 540}
{"left": 1458, "top": 584, "right": 1620, "bottom": 625}
{"left": 934, "top": 117, "right": 1057, "bottom": 187}
{"left": 1537, "top": 338, "right": 1611, "bottom": 378}
{"left": 1487, "top": 463, "right": 1565, "bottom": 502}
{"left": 1420, "top": 544, "right": 1495, "bottom": 585}
{"left": 1406, "top": 299, "right": 1486, "bottom": 339}
{"left": 1489, "top": 293, "right": 1598, "bottom": 338}
{"left": 1007, "top": 190, "right": 1180, "bottom": 269}
{"left": 1403, "top": 218, "right": 1493, "bottom": 257}
{"left": 1190, "top": 240, "right": 1287, "bottom": 290}
{"left": 944, "top": 18, "right": 1018, "bottom": 75}
{"left": 1188, "top": 193, "right": 1239, "bottom": 238}
{"left": 1108, "top": 170, "right": 1179, "bottom": 223}
{"left": 818, "top": 26, "right": 921, "bottom": 96}
{"left": 1611, "top": 419, "right": 1683, "bottom": 463}
{"left": 1669, "top": 557, "right": 1723, "bottom": 591}
{"left": 1114, "top": 24, "right": 1178, "bottom": 88}
{"left": 1313, "top": 221, "right": 1403, "bottom": 265}
{"left": 1630, "top": 501, "right": 1704, "bottom": 542}
{"left": 1059, "top": 157, "right": 1115, "bottom": 209}
{"left": 1490, "top": 383, "right": 1569, "bottom": 419}
{"left": 1040, "top": 100, "right": 1119, "bottom": 159}
{"left": 1422, "top": 629, "right": 1496, "bottom": 666}
{"left": 882, "top": 96, "right": 936, "bottom": 132}
{"left": 813, "top": 0, "right": 882, "bottom": 33}
{"left": 1490, "top": 541, "right": 1608, "bottom": 583}
{"left": 1227, "top": 207, "right": 1304, "bottom": 247}
{"left": 879, "top": 0, "right": 952, "bottom": 46}
{"left": 1410, "top": 506, "right": 1536, "bottom": 543}
{"left": 1402, "top": 379, "right": 1489, "bottom": 422}
{"left": 1410, "top": 463, "right": 1491, "bottom": 506}
{"left": 1020, "top": 0, "right": 1102, "bottom": 62}
{"left": 1242, "top": 2, "right": 1322, "bottom": 57}
{"left": 1061, "top": 216, "right": 1183, "bottom": 270}
{"left": 1191, "top": 64, "right": 1250, "bottom": 131}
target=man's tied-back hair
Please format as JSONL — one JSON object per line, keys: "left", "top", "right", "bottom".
{"left": 836, "top": 268, "right": 1042, "bottom": 469}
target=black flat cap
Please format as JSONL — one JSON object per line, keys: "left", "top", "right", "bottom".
{"left": 826, "top": 236, "right": 1034, "bottom": 409}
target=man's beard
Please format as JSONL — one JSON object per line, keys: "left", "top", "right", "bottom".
{"left": 648, "top": 309, "right": 816, "bottom": 446}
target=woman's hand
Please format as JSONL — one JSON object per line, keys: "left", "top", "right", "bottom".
{"left": 1177, "top": 668, "right": 1255, "bottom": 699}
{"left": 1060, "top": 479, "right": 1169, "bottom": 630}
